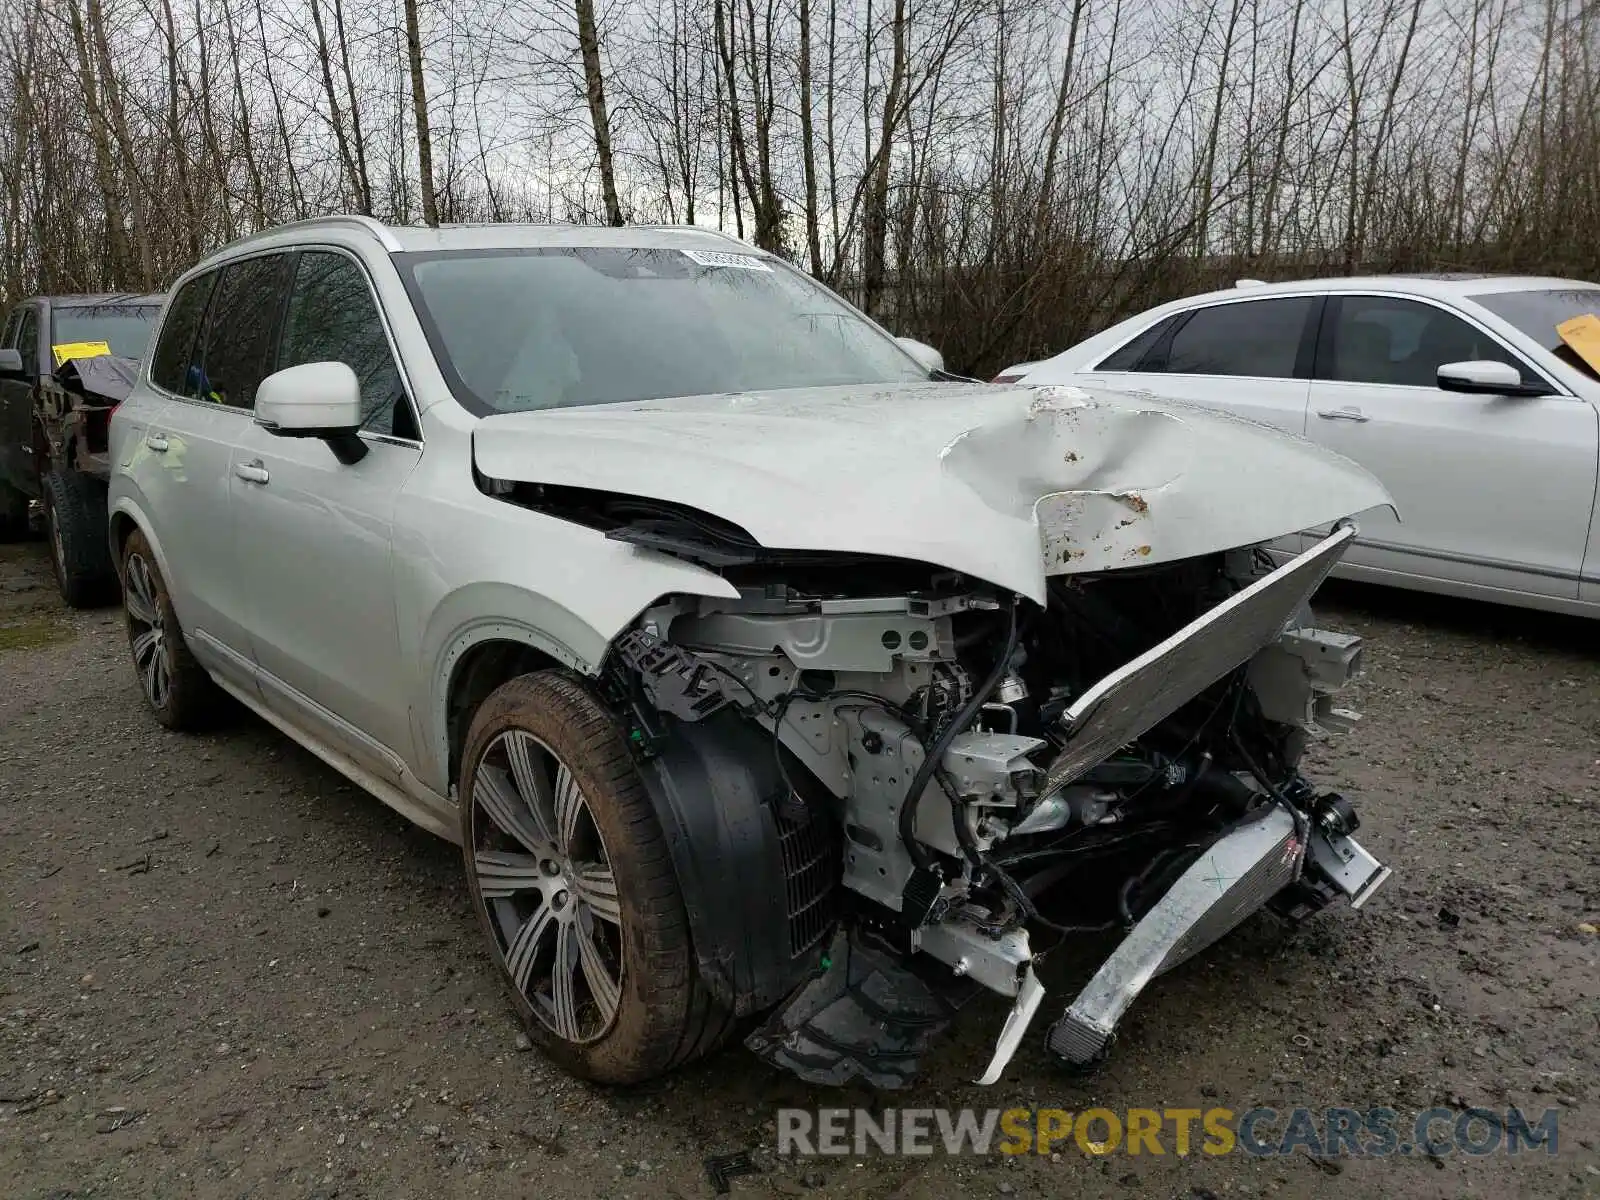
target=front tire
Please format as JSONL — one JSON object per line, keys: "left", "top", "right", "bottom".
{"left": 121, "top": 529, "right": 218, "bottom": 729}
{"left": 458, "top": 670, "right": 734, "bottom": 1084}
{"left": 43, "top": 470, "right": 117, "bottom": 607}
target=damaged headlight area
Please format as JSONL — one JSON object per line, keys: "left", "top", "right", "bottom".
{"left": 600, "top": 522, "right": 1389, "bottom": 1089}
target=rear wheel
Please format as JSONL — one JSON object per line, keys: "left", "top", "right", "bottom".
{"left": 121, "top": 529, "right": 218, "bottom": 730}
{"left": 43, "top": 469, "right": 117, "bottom": 607}
{"left": 458, "top": 670, "right": 735, "bottom": 1084}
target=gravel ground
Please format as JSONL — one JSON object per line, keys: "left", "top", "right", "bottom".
{"left": 1, "top": 538, "right": 1596, "bottom": 1200}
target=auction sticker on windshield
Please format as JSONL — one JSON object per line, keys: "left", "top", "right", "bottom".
{"left": 681, "top": 249, "right": 772, "bottom": 271}
{"left": 52, "top": 340, "right": 112, "bottom": 367}
{"left": 1557, "top": 313, "right": 1600, "bottom": 374}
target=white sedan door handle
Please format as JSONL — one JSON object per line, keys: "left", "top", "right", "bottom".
{"left": 234, "top": 460, "right": 271, "bottom": 485}
{"left": 1315, "top": 407, "right": 1369, "bottom": 423}
{"left": 144, "top": 434, "right": 169, "bottom": 452}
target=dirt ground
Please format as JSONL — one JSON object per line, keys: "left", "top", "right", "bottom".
{"left": 1, "top": 537, "right": 1596, "bottom": 1200}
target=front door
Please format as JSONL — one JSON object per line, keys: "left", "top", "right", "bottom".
{"left": 231, "top": 249, "right": 423, "bottom": 782}
{"left": 1304, "top": 294, "right": 1597, "bottom": 599}
{"left": 0, "top": 304, "right": 42, "bottom": 496}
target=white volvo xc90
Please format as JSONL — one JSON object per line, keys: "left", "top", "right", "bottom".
{"left": 110, "top": 217, "right": 1394, "bottom": 1088}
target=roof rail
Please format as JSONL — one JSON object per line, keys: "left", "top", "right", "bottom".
{"left": 632, "top": 223, "right": 751, "bottom": 248}
{"left": 220, "top": 214, "right": 402, "bottom": 254}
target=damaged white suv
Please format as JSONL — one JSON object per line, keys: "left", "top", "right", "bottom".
{"left": 109, "top": 217, "right": 1393, "bottom": 1087}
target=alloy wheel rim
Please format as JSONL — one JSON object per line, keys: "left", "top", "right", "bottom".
{"left": 123, "top": 553, "right": 171, "bottom": 709}
{"left": 470, "top": 729, "right": 624, "bottom": 1045}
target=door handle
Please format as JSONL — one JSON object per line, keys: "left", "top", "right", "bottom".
{"left": 145, "top": 434, "right": 169, "bottom": 452}
{"left": 1315, "top": 407, "right": 1369, "bottom": 423}
{"left": 234, "top": 460, "right": 270, "bottom": 485}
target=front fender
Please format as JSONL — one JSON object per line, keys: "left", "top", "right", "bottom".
{"left": 413, "top": 575, "right": 737, "bottom": 796}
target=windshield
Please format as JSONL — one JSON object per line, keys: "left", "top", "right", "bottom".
{"left": 50, "top": 304, "right": 159, "bottom": 360}
{"left": 397, "top": 247, "right": 927, "bottom": 414}
{"left": 1471, "top": 287, "right": 1600, "bottom": 352}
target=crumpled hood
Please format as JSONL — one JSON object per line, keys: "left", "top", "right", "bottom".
{"left": 473, "top": 382, "right": 1393, "bottom": 602}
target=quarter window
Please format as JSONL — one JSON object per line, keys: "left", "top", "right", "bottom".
{"left": 192, "top": 253, "right": 294, "bottom": 408}
{"left": 1322, "top": 296, "right": 1530, "bottom": 388}
{"left": 1097, "top": 315, "right": 1178, "bottom": 371}
{"left": 150, "top": 273, "right": 217, "bottom": 395}
{"left": 277, "top": 251, "right": 412, "bottom": 437}
{"left": 1161, "top": 298, "right": 1314, "bottom": 377}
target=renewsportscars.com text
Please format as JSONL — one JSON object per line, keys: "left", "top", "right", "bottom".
{"left": 777, "top": 1106, "right": 1560, "bottom": 1158}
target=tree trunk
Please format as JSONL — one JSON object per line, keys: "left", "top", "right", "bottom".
{"left": 67, "top": 0, "right": 129, "bottom": 287}
{"left": 333, "top": 0, "right": 374, "bottom": 215}
{"left": 575, "top": 0, "right": 623, "bottom": 225}
{"left": 404, "top": 0, "right": 439, "bottom": 226}
{"left": 798, "top": 0, "right": 822, "bottom": 275}
{"left": 862, "top": 0, "right": 908, "bottom": 319}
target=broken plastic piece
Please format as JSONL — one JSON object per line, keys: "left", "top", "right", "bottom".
{"left": 974, "top": 965, "right": 1045, "bottom": 1086}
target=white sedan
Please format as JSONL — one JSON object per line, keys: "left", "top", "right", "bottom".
{"left": 1001, "top": 275, "right": 1600, "bottom": 617}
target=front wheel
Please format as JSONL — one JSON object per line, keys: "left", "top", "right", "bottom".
{"left": 43, "top": 470, "right": 117, "bottom": 607}
{"left": 458, "top": 670, "right": 735, "bottom": 1084}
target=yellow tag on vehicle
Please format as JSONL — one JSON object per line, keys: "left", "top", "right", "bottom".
{"left": 1556, "top": 313, "right": 1600, "bottom": 375}
{"left": 51, "top": 340, "right": 112, "bottom": 367}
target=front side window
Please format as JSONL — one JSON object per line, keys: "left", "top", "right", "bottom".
{"left": 2, "top": 307, "right": 19, "bottom": 349}
{"left": 1323, "top": 296, "right": 1529, "bottom": 387}
{"left": 51, "top": 304, "right": 159, "bottom": 361}
{"left": 1161, "top": 298, "right": 1314, "bottom": 377}
{"left": 150, "top": 273, "right": 217, "bottom": 395}
{"left": 277, "top": 251, "right": 411, "bottom": 437}
{"left": 397, "top": 246, "right": 928, "bottom": 416}
{"left": 192, "top": 254, "right": 295, "bottom": 408}
{"left": 1471, "top": 287, "right": 1600, "bottom": 381}
{"left": 16, "top": 308, "right": 39, "bottom": 376}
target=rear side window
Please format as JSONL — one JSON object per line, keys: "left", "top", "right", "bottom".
{"left": 1097, "top": 315, "right": 1177, "bottom": 371}
{"left": 1162, "top": 298, "right": 1314, "bottom": 377}
{"left": 192, "top": 254, "right": 295, "bottom": 409}
{"left": 277, "top": 251, "right": 411, "bottom": 437}
{"left": 150, "top": 273, "right": 217, "bottom": 394}
{"left": 1321, "top": 295, "right": 1532, "bottom": 388}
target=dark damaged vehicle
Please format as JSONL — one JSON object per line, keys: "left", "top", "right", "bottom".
{"left": 108, "top": 219, "right": 1393, "bottom": 1086}
{"left": 0, "top": 293, "right": 161, "bottom": 603}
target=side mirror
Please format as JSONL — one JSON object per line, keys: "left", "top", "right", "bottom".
{"left": 895, "top": 336, "right": 945, "bottom": 375}
{"left": 0, "top": 347, "right": 23, "bottom": 378}
{"left": 1437, "top": 359, "right": 1553, "bottom": 398}
{"left": 255, "top": 361, "right": 368, "bottom": 464}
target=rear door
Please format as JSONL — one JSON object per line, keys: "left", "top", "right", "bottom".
{"left": 1074, "top": 295, "right": 1322, "bottom": 436}
{"left": 230, "top": 248, "right": 422, "bottom": 781}
{"left": 149, "top": 253, "right": 296, "bottom": 688}
{"left": 1304, "top": 293, "right": 1595, "bottom": 599}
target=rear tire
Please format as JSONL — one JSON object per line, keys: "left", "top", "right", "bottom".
{"left": 120, "top": 529, "right": 218, "bottom": 730}
{"left": 458, "top": 670, "right": 736, "bottom": 1084}
{"left": 43, "top": 470, "right": 117, "bottom": 607}
{"left": 0, "top": 480, "right": 30, "bottom": 542}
